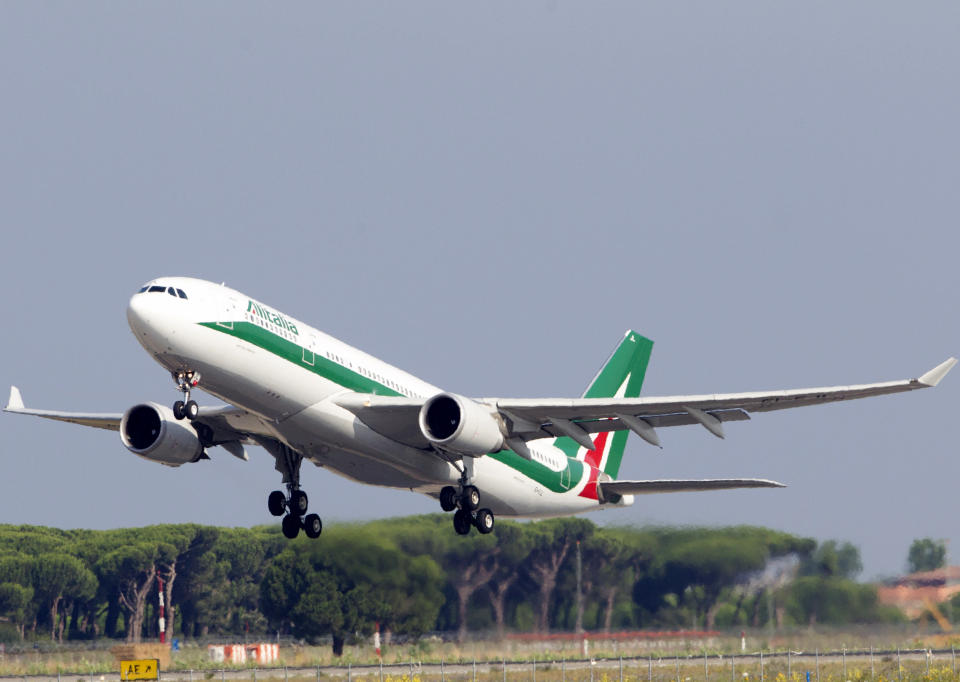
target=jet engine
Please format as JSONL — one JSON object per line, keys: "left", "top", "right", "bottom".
{"left": 120, "top": 402, "right": 204, "bottom": 466}
{"left": 418, "top": 392, "right": 504, "bottom": 456}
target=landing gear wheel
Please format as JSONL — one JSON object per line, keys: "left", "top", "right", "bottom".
{"left": 268, "top": 491, "right": 286, "bottom": 517}
{"left": 290, "top": 489, "right": 309, "bottom": 516}
{"left": 461, "top": 485, "right": 481, "bottom": 512}
{"left": 268, "top": 441, "right": 316, "bottom": 541}
{"left": 475, "top": 508, "right": 495, "bottom": 534}
{"left": 184, "top": 400, "right": 199, "bottom": 420}
{"left": 439, "top": 486, "right": 458, "bottom": 512}
{"left": 281, "top": 514, "right": 301, "bottom": 539}
{"left": 172, "top": 371, "right": 201, "bottom": 418}
{"left": 453, "top": 509, "right": 472, "bottom": 536}
{"left": 303, "top": 513, "right": 322, "bottom": 538}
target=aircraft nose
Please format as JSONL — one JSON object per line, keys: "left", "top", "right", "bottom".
{"left": 127, "top": 293, "right": 154, "bottom": 339}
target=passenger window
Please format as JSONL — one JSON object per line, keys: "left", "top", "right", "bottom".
{"left": 177, "top": 289, "right": 188, "bottom": 299}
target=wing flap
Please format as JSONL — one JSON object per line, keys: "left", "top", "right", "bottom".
{"left": 600, "top": 478, "right": 786, "bottom": 496}
{"left": 544, "top": 408, "right": 750, "bottom": 437}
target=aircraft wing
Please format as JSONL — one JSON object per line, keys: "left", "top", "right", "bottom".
{"left": 333, "top": 357, "right": 955, "bottom": 453}
{"left": 4, "top": 386, "right": 263, "bottom": 459}
{"left": 4, "top": 386, "right": 122, "bottom": 431}
{"left": 599, "top": 478, "right": 785, "bottom": 497}
{"left": 495, "top": 357, "right": 957, "bottom": 444}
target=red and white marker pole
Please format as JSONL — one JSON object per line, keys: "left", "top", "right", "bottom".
{"left": 158, "top": 576, "right": 166, "bottom": 644}
{"left": 374, "top": 622, "right": 381, "bottom": 659}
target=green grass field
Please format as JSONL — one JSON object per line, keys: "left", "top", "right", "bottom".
{"left": 4, "top": 631, "right": 960, "bottom": 682}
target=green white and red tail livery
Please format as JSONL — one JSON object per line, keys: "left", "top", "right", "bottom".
{"left": 5, "top": 278, "right": 956, "bottom": 538}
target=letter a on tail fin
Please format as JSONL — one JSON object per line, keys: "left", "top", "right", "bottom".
{"left": 554, "top": 330, "right": 654, "bottom": 479}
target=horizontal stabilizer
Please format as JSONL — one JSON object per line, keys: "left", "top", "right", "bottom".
{"left": 600, "top": 478, "right": 785, "bottom": 496}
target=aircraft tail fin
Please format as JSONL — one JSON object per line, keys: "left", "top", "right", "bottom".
{"left": 554, "top": 330, "right": 653, "bottom": 478}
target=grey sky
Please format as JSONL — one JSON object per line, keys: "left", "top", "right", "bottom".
{"left": 1, "top": 3, "right": 957, "bottom": 579}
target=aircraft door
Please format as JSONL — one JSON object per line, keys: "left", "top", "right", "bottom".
{"left": 218, "top": 295, "right": 241, "bottom": 330}
{"left": 302, "top": 333, "right": 316, "bottom": 366}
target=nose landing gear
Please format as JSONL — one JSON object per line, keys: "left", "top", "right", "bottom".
{"left": 439, "top": 480, "right": 495, "bottom": 536}
{"left": 171, "top": 371, "right": 201, "bottom": 421}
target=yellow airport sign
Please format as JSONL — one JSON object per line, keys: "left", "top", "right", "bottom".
{"left": 120, "top": 659, "right": 159, "bottom": 680}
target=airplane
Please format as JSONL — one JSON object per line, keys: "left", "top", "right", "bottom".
{"left": 4, "top": 277, "right": 956, "bottom": 539}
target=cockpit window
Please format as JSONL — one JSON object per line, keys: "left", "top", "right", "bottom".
{"left": 137, "top": 283, "right": 188, "bottom": 299}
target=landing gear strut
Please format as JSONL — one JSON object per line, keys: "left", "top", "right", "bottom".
{"left": 439, "top": 473, "right": 495, "bottom": 536}
{"left": 264, "top": 440, "right": 322, "bottom": 540}
{"left": 171, "top": 370, "right": 201, "bottom": 421}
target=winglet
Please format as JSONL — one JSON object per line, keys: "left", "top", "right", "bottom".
{"left": 918, "top": 357, "right": 958, "bottom": 387}
{"left": 6, "top": 386, "right": 24, "bottom": 411}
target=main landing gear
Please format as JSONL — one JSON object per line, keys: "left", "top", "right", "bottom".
{"left": 266, "top": 442, "right": 322, "bottom": 540}
{"left": 171, "top": 370, "right": 201, "bottom": 421}
{"left": 270, "top": 487, "right": 322, "bottom": 540}
{"left": 439, "top": 482, "right": 495, "bottom": 536}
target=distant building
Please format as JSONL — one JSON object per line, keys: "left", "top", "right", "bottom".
{"left": 877, "top": 566, "right": 960, "bottom": 619}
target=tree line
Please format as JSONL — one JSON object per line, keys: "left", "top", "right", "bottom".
{"left": 0, "top": 517, "right": 905, "bottom": 653}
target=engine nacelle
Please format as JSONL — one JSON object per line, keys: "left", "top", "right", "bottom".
{"left": 120, "top": 402, "right": 204, "bottom": 467}
{"left": 418, "top": 392, "right": 504, "bottom": 457}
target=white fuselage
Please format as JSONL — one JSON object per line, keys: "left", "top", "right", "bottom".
{"left": 126, "top": 277, "right": 632, "bottom": 518}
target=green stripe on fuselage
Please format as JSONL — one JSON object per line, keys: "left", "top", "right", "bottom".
{"left": 199, "top": 321, "right": 584, "bottom": 493}
{"left": 488, "top": 449, "right": 584, "bottom": 493}
{"left": 199, "top": 321, "right": 403, "bottom": 396}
